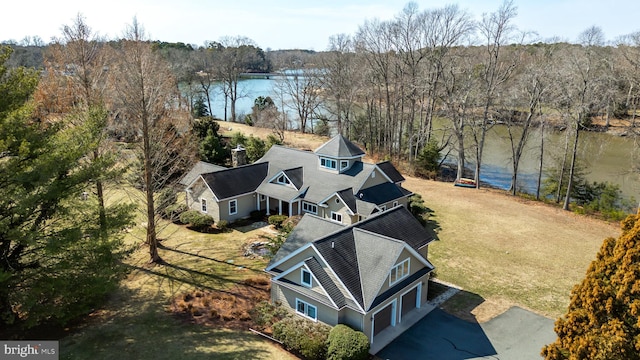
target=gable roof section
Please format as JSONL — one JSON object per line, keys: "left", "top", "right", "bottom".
{"left": 337, "top": 188, "right": 357, "bottom": 214}
{"left": 353, "top": 228, "right": 405, "bottom": 310}
{"left": 201, "top": 162, "right": 268, "bottom": 200}
{"left": 314, "top": 134, "right": 365, "bottom": 158}
{"left": 357, "top": 183, "right": 413, "bottom": 205}
{"left": 283, "top": 167, "right": 304, "bottom": 189}
{"left": 305, "top": 257, "right": 346, "bottom": 308}
{"left": 267, "top": 214, "right": 345, "bottom": 267}
{"left": 357, "top": 206, "right": 434, "bottom": 250}
{"left": 179, "top": 161, "right": 226, "bottom": 186}
{"left": 377, "top": 161, "right": 405, "bottom": 183}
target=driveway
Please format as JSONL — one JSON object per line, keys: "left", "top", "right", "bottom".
{"left": 376, "top": 307, "right": 557, "bottom": 360}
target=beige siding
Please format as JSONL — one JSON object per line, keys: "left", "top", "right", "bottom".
{"left": 360, "top": 168, "right": 388, "bottom": 189}
{"left": 219, "top": 193, "right": 255, "bottom": 222}
{"left": 323, "top": 194, "right": 351, "bottom": 225}
{"left": 273, "top": 284, "right": 339, "bottom": 326}
{"left": 376, "top": 248, "right": 427, "bottom": 295}
{"left": 338, "top": 307, "right": 364, "bottom": 332}
{"left": 281, "top": 265, "right": 324, "bottom": 295}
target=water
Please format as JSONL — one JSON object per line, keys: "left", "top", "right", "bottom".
{"left": 204, "top": 77, "right": 640, "bottom": 202}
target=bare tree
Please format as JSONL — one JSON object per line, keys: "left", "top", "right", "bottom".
{"left": 505, "top": 43, "right": 554, "bottom": 195}
{"left": 472, "top": 0, "right": 520, "bottom": 188}
{"left": 276, "top": 67, "right": 323, "bottom": 133}
{"left": 321, "top": 33, "right": 361, "bottom": 137}
{"left": 111, "top": 18, "right": 195, "bottom": 263}
{"left": 560, "top": 26, "right": 609, "bottom": 210}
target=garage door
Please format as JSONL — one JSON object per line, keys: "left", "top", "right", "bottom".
{"left": 402, "top": 287, "right": 418, "bottom": 318}
{"left": 374, "top": 303, "right": 393, "bottom": 336}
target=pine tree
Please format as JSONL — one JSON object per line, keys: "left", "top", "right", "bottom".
{"left": 542, "top": 213, "right": 640, "bottom": 359}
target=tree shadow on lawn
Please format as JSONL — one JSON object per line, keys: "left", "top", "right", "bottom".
{"left": 59, "top": 287, "right": 278, "bottom": 360}
{"left": 423, "top": 206, "right": 441, "bottom": 241}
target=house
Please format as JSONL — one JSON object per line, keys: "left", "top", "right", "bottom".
{"left": 183, "top": 135, "right": 413, "bottom": 224}
{"left": 265, "top": 206, "right": 435, "bottom": 348}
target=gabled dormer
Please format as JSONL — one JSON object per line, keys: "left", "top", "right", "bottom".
{"left": 268, "top": 167, "right": 303, "bottom": 190}
{"left": 314, "top": 135, "right": 365, "bottom": 174}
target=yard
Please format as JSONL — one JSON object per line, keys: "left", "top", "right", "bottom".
{"left": 57, "top": 124, "right": 622, "bottom": 358}
{"left": 59, "top": 189, "right": 295, "bottom": 360}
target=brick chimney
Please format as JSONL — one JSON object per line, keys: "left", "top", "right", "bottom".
{"left": 232, "top": 145, "right": 247, "bottom": 167}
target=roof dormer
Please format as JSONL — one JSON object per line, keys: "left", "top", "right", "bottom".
{"left": 314, "top": 135, "right": 365, "bottom": 173}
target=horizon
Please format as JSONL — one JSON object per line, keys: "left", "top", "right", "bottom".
{"left": 3, "top": 1, "right": 640, "bottom": 51}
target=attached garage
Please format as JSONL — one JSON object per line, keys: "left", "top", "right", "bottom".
{"left": 373, "top": 301, "right": 396, "bottom": 336}
{"left": 402, "top": 287, "right": 418, "bottom": 317}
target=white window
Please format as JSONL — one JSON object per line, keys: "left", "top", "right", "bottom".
{"left": 389, "top": 258, "right": 410, "bottom": 286}
{"left": 301, "top": 269, "right": 312, "bottom": 287}
{"left": 380, "top": 205, "right": 386, "bottom": 211}
{"left": 296, "top": 299, "right": 317, "bottom": 320}
{"left": 277, "top": 174, "right": 290, "bottom": 185}
{"left": 335, "top": 198, "right": 340, "bottom": 204}
{"left": 320, "top": 157, "right": 337, "bottom": 170}
{"left": 340, "top": 160, "right": 349, "bottom": 170}
{"left": 302, "top": 202, "right": 317, "bottom": 214}
{"left": 371, "top": 171, "right": 376, "bottom": 178}
{"left": 331, "top": 211, "right": 342, "bottom": 223}
{"left": 201, "top": 198, "right": 207, "bottom": 213}
{"left": 229, "top": 199, "right": 238, "bottom": 215}
{"left": 393, "top": 201, "right": 399, "bottom": 207}
{"left": 260, "top": 194, "right": 266, "bottom": 201}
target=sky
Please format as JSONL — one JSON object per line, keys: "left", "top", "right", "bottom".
{"left": 3, "top": 0, "right": 640, "bottom": 50}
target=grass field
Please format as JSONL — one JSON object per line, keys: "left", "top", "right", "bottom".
{"left": 60, "top": 189, "right": 295, "bottom": 360}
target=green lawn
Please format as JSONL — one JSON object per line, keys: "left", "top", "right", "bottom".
{"left": 60, "top": 187, "right": 295, "bottom": 360}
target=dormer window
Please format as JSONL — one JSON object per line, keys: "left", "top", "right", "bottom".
{"left": 277, "top": 174, "right": 290, "bottom": 185}
{"left": 301, "top": 269, "right": 312, "bottom": 287}
{"left": 389, "top": 258, "right": 410, "bottom": 286}
{"left": 320, "top": 157, "right": 337, "bottom": 170}
{"left": 340, "top": 160, "right": 349, "bottom": 170}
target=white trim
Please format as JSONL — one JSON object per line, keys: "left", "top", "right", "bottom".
{"left": 200, "top": 198, "right": 207, "bottom": 213}
{"left": 319, "top": 157, "right": 338, "bottom": 170}
{"left": 353, "top": 165, "right": 394, "bottom": 196}
{"left": 272, "top": 259, "right": 338, "bottom": 309}
{"left": 370, "top": 299, "right": 397, "bottom": 343}
{"left": 273, "top": 279, "right": 338, "bottom": 310}
{"left": 330, "top": 211, "right": 343, "bottom": 224}
{"left": 295, "top": 298, "right": 318, "bottom": 321}
{"left": 301, "top": 268, "right": 312, "bottom": 287}
{"left": 340, "top": 160, "right": 350, "bottom": 171}
{"left": 228, "top": 199, "right": 238, "bottom": 215}
{"left": 393, "top": 201, "right": 399, "bottom": 207}
{"left": 389, "top": 258, "right": 410, "bottom": 286}
{"left": 398, "top": 282, "right": 422, "bottom": 323}
{"left": 310, "top": 244, "right": 366, "bottom": 314}
{"left": 302, "top": 201, "right": 318, "bottom": 215}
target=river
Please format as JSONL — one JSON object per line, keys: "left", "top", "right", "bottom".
{"left": 203, "top": 78, "right": 639, "bottom": 202}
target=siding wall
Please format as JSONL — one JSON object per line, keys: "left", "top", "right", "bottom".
{"left": 272, "top": 284, "right": 339, "bottom": 326}
{"left": 376, "top": 248, "right": 426, "bottom": 295}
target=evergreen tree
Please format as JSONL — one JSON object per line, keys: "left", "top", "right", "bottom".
{"left": 0, "top": 45, "right": 133, "bottom": 328}
{"left": 192, "top": 95, "right": 209, "bottom": 118}
{"left": 542, "top": 213, "right": 640, "bottom": 359}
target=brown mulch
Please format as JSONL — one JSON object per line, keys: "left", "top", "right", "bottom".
{"left": 169, "top": 276, "right": 271, "bottom": 330}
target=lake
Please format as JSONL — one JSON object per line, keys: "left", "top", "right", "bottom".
{"left": 204, "top": 77, "right": 639, "bottom": 202}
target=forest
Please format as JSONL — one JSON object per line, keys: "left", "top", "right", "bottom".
{"left": 1, "top": 0, "right": 640, "bottom": 333}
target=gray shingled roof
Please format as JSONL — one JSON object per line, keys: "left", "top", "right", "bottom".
{"left": 200, "top": 162, "right": 268, "bottom": 200}
{"left": 337, "top": 188, "right": 357, "bottom": 214}
{"left": 314, "top": 134, "right": 365, "bottom": 158}
{"left": 356, "top": 182, "right": 413, "bottom": 205}
{"left": 305, "top": 257, "right": 346, "bottom": 308}
{"left": 377, "top": 161, "right": 406, "bottom": 183}
{"left": 267, "top": 214, "right": 345, "bottom": 267}
{"left": 270, "top": 207, "right": 435, "bottom": 312}
{"left": 256, "top": 146, "right": 376, "bottom": 204}
{"left": 179, "top": 161, "right": 226, "bottom": 186}
{"left": 283, "top": 167, "right": 304, "bottom": 189}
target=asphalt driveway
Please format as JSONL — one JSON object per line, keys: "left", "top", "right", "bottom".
{"left": 376, "top": 307, "right": 557, "bottom": 360}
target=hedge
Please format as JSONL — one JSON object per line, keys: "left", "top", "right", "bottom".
{"left": 327, "top": 324, "right": 370, "bottom": 360}
{"left": 272, "top": 317, "right": 330, "bottom": 360}
{"left": 179, "top": 210, "right": 214, "bottom": 231}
